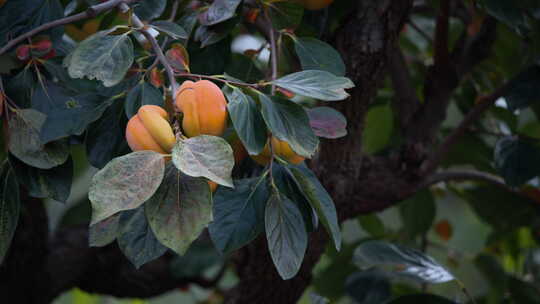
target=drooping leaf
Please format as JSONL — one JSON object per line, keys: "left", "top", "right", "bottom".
{"left": 265, "top": 192, "right": 308, "bottom": 280}
{"left": 0, "top": 162, "right": 20, "bottom": 264}
{"left": 306, "top": 107, "right": 347, "bottom": 139}
{"left": 198, "top": 0, "right": 242, "bottom": 26}
{"left": 494, "top": 136, "right": 540, "bottom": 186}
{"left": 287, "top": 165, "right": 341, "bottom": 250}
{"left": 293, "top": 37, "right": 346, "bottom": 76}
{"left": 124, "top": 81, "right": 164, "bottom": 119}
{"left": 505, "top": 65, "right": 540, "bottom": 111}
{"left": 387, "top": 294, "right": 458, "bottom": 304}
{"left": 151, "top": 20, "right": 188, "bottom": 40}
{"left": 89, "top": 151, "right": 166, "bottom": 224}
{"left": 354, "top": 240, "right": 455, "bottom": 284}
{"left": 117, "top": 206, "right": 168, "bottom": 268}
{"left": 166, "top": 43, "right": 190, "bottom": 73}
{"left": 134, "top": 0, "right": 166, "bottom": 21}
{"left": 86, "top": 98, "right": 130, "bottom": 169}
{"left": 170, "top": 241, "right": 223, "bottom": 278}
{"left": 145, "top": 166, "right": 212, "bottom": 255}
{"left": 399, "top": 190, "right": 436, "bottom": 239}
{"left": 172, "top": 135, "right": 234, "bottom": 187}
{"left": 223, "top": 86, "right": 267, "bottom": 155}
{"left": 8, "top": 109, "right": 70, "bottom": 169}
{"left": 9, "top": 154, "right": 72, "bottom": 203}
{"left": 259, "top": 94, "right": 318, "bottom": 157}
{"left": 271, "top": 70, "right": 354, "bottom": 101}
{"left": 32, "top": 81, "right": 111, "bottom": 143}
{"left": 64, "top": 31, "right": 134, "bottom": 87}
{"left": 89, "top": 214, "right": 120, "bottom": 247}
{"left": 208, "top": 177, "right": 270, "bottom": 254}
{"left": 345, "top": 270, "right": 391, "bottom": 304}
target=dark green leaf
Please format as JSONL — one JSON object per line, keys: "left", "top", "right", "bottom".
{"left": 117, "top": 206, "right": 168, "bottom": 269}
{"left": 481, "top": 0, "right": 529, "bottom": 35}
{"left": 89, "top": 214, "right": 120, "bottom": 247}
{"left": 146, "top": 166, "right": 212, "bottom": 255}
{"left": 362, "top": 104, "right": 394, "bottom": 154}
{"left": 271, "top": 70, "right": 354, "bottom": 101}
{"left": 270, "top": 1, "right": 304, "bottom": 30}
{"left": 223, "top": 86, "right": 267, "bottom": 155}
{"left": 259, "top": 94, "right": 318, "bottom": 157}
{"left": 294, "top": 37, "right": 346, "bottom": 76}
{"left": 42, "top": 60, "right": 101, "bottom": 93}
{"left": 8, "top": 109, "right": 70, "bottom": 169}
{"left": 354, "top": 240, "right": 455, "bottom": 284}
{"left": 170, "top": 241, "right": 222, "bottom": 278}
{"left": 494, "top": 136, "right": 540, "bottom": 186}
{"left": 387, "top": 294, "right": 458, "bottom": 304}
{"left": 208, "top": 177, "right": 269, "bottom": 254}
{"left": 508, "top": 276, "right": 540, "bottom": 303}
{"left": 32, "top": 81, "right": 111, "bottom": 143}
{"left": 134, "top": 0, "right": 166, "bottom": 21}
{"left": 198, "top": 0, "right": 242, "bottom": 26}
{"left": 151, "top": 20, "right": 188, "bottom": 40}
{"left": 86, "top": 98, "right": 130, "bottom": 169}
{"left": 89, "top": 151, "right": 166, "bottom": 224}
{"left": 9, "top": 154, "right": 72, "bottom": 203}
{"left": 505, "top": 65, "right": 540, "bottom": 111}
{"left": 306, "top": 107, "right": 347, "bottom": 139}
{"left": 358, "top": 215, "right": 386, "bottom": 238}
{"left": 399, "top": 190, "right": 436, "bottom": 239}
{"left": 288, "top": 165, "right": 341, "bottom": 251}
{"left": 4, "top": 69, "right": 36, "bottom": 108}
{"left": 345, "top": 269, "right": 391, "bottom": 304}
{"left": 265, "top": 192, "right": 308, "bottom": 280}
{"left": 172, "top": 135, "right": 234, "bottom": 187}
{"left": 124, "top": 82, "right": 164, "bottom": 119}
{"left": 194, "top": 17, "right": 238, "bottom": 48}
{"left": 225, "top": 53, "right": 264, "bottom": 84}
{"left": 64, "top": 31, "right": 134, "bottom": 87}
{"left": 0, "top": 162, "right": 20, "bottom": 264}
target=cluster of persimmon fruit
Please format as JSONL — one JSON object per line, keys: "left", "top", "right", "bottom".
{"left": 125, "top": 80, "right": 305, "bottom": 192}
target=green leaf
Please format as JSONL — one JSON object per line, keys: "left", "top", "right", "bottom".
{"left": 387, "top": 294, "right": 458, "bottom": 304}
{"left": 64, "top": 31, "right": 134, "bottom": 87}
{"left": 399, "top": 190, "right": 436, "bottom": 239}
{"left": 198, "top": 0, "right": 242, "bottom": 26}
{"left": 223, "top": 86, "right": 267, "bottom": 155}
{"left": 89, "top": 214, "right": 120, "bottom": 247}
{"left": 172, "top": 135, "right": 234, "bottom": 187}
{"left": 494, "top": 136, "right": 540, "bottom": 186}
{"left": 145, "top": 166, "right": 212, "bottom": 255}
{"left": 505, "top": 65, "right": 540, "bottom": 111}
{"left": 259, "top": 94, "right": 318, "bottom": 157}
{"left": 170, "top": 241, "right": 222, "bottom": 279}
{"left": 358, "top": 214, "right": 386, "bottom": 238}
{"left": 481, "top": 0, "right": 529, "bottom": 35}
{"left": 124, "top": 82, "right": 164, "bottom": 119}
{"left": 151, "top": 20, "right": 188, "bottom": 40}
{"left": 225, "top": 54, "right": 264, "bottom": 84}
{"left": 9, "top": 154, "right": 72, "bottom": 203}
{"left": 208, "top": 177, "right": 269, "bottom": 254}
{"left": 508, "top": 276, "right": 540, "bottom": 303}
{"left": 306, "top": 107, "right": 347, "bottom": 139}
{"left": 89, "top": 151, "right": 166, "bottom": 224}
{"left": 193, "top": 17, "right": 238, "bottom": 48}
{"left": 8, "top": 109, "right": 70, "bottom": 170}
{"left": 309, "top": 292, "right": 329, "bottom": 304}
{"left": 345, "top": 270, "right": 391, "bottom": 304}
{"left": 288, "top": 165, "right": 341, "bottom": 250}
{"left": 265, "top": 192, "right": 308, "bottom": 280}
{"left": 354, "top": 240, "right": 455, "bottom": 284}
{"left": 0, "top": 162, "right": 20, "bottom": 264}
{"left": 270, "top": 1, "right": 304, "bottom": 30}
{"left": 293, "top": 37, "right": 346, "bottom": 76}
{"left": 134, "top": 0, "right": 166, "bottom": 21}
{"left": 32, "top": 81, "right": 112, "bottom": 143}
{"left": 86, "top": 98, "right": 130, "bottom": 169}
{"left": 270, "top": 70, "right": 354, "bottom": 101}
{"left": 362, "top": 104, "right": 394, "bottom": 154}
{"left": 117, "top": 206, "right": 168, "bottom": 269}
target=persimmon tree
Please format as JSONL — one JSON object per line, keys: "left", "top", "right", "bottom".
{"left": 1, "top": 0, "right": 540, "bottom": 303}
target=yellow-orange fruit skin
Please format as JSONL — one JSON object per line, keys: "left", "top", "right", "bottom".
{"left": 125, "top": 105, "right": 176, "bottom": 154}
{"left": 208, "top": 181, "right": 218, "bottom": 193}
{"left": 175, "top": 80, "right": 227, "bottom": 137}
{"left": 251, "top": 137, "right": 305, "bottom": 166}
{"left": 300, "top": 0, "right": 333, "bottom": 10}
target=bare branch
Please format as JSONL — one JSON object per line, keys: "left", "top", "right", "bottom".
{"left": 146, "top": 0, "right": 181, "bottom": 76}
{"left": 0, "top": 0, "right": 139, "bottom": 56}
{"left": 419, "top": 169, "right": 508, "bottom": 190}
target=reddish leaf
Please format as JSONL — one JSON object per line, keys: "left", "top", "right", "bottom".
{"left": 150, "top": 67, "right": 164, "bottom": 88}
{"left": 166, "top": 43, "right": 190, "bottom": 73}
{"left": 15, "top": 45, "right": 30, "bottom": 61}
{"left": 306, "top": 106, "right": 347, "bottom": 139}
{"left": 434, "top": 220, "right": 453, "bottom": 241}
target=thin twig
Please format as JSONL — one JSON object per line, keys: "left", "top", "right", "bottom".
{"left": 263, "top": 5, "right": 278, "bottom": 94}
{"left": 0, "top": 0, "right": 138, "bottom": 56}
{"left": 421, "top": 83, "right": 510, "bottom": 175}
{"left": 175, "top": 72, "right": 261, "bottom": 88}
{"left": 119, "top": 3, "right": 179, "bottom": 95}
{"left": 419, "top": 169, "right": 508, "bottom": 190}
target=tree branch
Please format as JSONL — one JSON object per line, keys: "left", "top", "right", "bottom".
{"left": 419, "top": 169, "right": 508, "bottom": 190}
{"left": 0, "top": 0, "right": 139, "bottom": 56}
{"left": 389, "top": 46, "right": 420, "bottom": 129}
{"left": 421, "top": 83, "right": 510, "bottom": 175}
{"left": 434, "top": 0, "right": 450, "bottom": 67}
{"left": 263, "top": 6, "right": 278, "bottom": 94}
{"left": 118, "top": 3, "right": 179, "bottom": 95}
